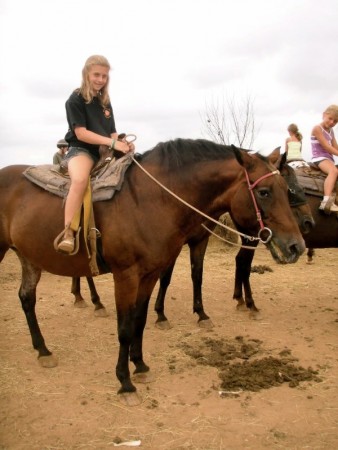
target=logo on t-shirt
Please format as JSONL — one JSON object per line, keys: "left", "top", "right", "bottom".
{"left": 103, "top": 108, "right": 112, "bottom": 119}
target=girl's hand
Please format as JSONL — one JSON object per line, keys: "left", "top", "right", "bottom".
{"left": 114, "top": 140, "right": 130, "bottom": 153}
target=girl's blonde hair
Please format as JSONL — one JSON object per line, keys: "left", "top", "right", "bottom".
{"left": 287, "top": 123, "right": 303, "bottom": 141}
{"left": 324, "top": 105, "right": 338, "bottom": 121}
{"left": 76, "top": 55, "right": 111, "bottom": 107}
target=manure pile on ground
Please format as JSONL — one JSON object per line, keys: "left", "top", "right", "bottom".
{"left": 180, "top": 335, "right": 321, "bottom": 392}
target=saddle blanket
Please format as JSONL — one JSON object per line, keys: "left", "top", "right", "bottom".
{"left": 23, "top": 153, "right": 134, "bottom": 202}
{"left": 295, "top": 165, "right": 338, "bottom": 198}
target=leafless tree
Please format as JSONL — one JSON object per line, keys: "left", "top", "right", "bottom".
{"left": 202, "top": 93, "right": 258, "bottom": 149}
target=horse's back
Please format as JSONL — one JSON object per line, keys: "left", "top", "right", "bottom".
{"left": 0, "top": 166, "right": 29, "bottom": 257}
{"left": 0, "top": 165, "right": 67, "bottom": 264}
{"left": 0, "top": 165, "right": 45, "bottom": 214}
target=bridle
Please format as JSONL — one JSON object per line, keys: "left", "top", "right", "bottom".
{"left": 244, "top": 169, "right": 280, "bottom": 244}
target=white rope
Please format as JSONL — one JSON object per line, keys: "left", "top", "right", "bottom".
{"left": 201, "top": 224, "right": 266, "bottom": 251}
{"left": 132, "top": 156, "right": 261, "bottom": 243}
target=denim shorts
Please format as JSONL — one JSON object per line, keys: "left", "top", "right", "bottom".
{"left": 65, "top": 147, "right": 99, "bottom": 164}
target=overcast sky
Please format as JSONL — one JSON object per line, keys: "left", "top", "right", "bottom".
{"left": 0, "top": 0, "right": 337, "bottom": 168}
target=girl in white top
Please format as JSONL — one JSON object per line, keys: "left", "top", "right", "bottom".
{"left": 285, "top": 124, "right": 305, "bottom": 169}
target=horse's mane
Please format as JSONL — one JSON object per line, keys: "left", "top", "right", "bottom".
{"left": 137, "top": 138, "right": 235, "bottom": 170}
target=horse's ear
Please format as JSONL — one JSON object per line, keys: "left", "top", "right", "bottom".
{"left": 231, "top": 144, "right": 254, "bottom": 169}
{"left": 231, "top": 144, "right": 243, "bottom": 165}
{"left": 278, "top": 151, "right": 288, "bottom": 170}
{"left": 267, "top": 147, "right": 281, "bottom": 166}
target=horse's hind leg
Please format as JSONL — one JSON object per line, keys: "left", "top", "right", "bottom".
{"left": 71, "top": 277, "right": 88, "bottom": 308}
{"left": 16, "top": 253, "right": 57, "bottom": 368}
{"left": 86, "top": 277, "right": 107, "bottom": 317}
{"left": 71, "top": 277, "right": 107, "bottom": 317}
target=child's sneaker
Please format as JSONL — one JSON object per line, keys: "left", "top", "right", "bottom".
{"left": 319, "top": 197, "right": 338, "bottom": 214}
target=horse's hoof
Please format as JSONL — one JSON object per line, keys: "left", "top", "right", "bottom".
{"left": 155, "top": 320, "right": 172, "bottom": 330}
{"left": 38, "top": 354, "right": 58, "bottom": 368}
{"left": 306, "top": 260, "right": 313, "bottom": 265}
{"left": 74, "top": 300, "right": 88, "bottom": 308}
{"left": 198, "top": 318, "right": 214, "bottom": 329}
{"left": 132, "top": 371, "right": 155, "bottom": 384}
{"left": 94, "top": 307, "right": 108, "bottom": 318}
{"left": 236, "top": 303, "right": 247, "bottom": 311}
{"left": 119, "top": 392, "right": 142, "bottom": 406}
{"left": 248, "top": 310, "right": 261, "bottom": 320}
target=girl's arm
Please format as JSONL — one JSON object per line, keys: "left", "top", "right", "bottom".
{"left": 331, "top": 131, "right": 338, "bottom": 151}
{"left": 74, "top": 127, "right": 130, "bottom": 153}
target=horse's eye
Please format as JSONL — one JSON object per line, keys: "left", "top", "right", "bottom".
{"left": 256, "top": 188, "right": 270, "bottom": 198}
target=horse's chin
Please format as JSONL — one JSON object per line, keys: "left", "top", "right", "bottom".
{"left": 267, "top": 239, "right": 303, "bottom": 264}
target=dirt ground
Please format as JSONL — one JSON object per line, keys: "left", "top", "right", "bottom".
{"left": 1, "top": 240, "right": 337, "bottom": 450}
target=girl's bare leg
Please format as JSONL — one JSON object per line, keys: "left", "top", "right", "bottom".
{"left": 318, "top": 160, "right": 338, "bottom": 213}
{"left": 58, "top": 154, "right": 94, "bottom": 253}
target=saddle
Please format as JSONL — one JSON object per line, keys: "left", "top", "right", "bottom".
{"left": 24, "top": 149, "right": 134, "bottom": 202}
{"left": 23, "top": 149, "right": 134, "bottom": 275}
{"left": 295, "top": 164, "right": 338, "bottom": 198}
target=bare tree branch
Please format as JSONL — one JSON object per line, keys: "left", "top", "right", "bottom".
{"left": 202, "top": 93, "right": 259, "bottom": 149}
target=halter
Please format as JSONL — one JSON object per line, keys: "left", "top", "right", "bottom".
{"left": 244, "top": 169, "right": 280, "bottom": 244}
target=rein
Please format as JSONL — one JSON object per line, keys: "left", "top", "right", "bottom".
{"left": 131, "top": 155, "right": 279, "bottom": 245}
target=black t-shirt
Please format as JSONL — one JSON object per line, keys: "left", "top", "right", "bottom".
{"left": 64, "top": 91, "right": 116, "bottom": 158}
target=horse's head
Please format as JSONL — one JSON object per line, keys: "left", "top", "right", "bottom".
{"left": 230, "top": 145, "right": 305, "bottom": 264}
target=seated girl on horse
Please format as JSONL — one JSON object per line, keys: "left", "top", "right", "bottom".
{"left": 285, "top": 123, "right": 308, "bottom": 169}
{"left": 57, "top": 55, "right": 134, "bottom": 254}
{"left": 311, "top": 104, "right": 338, "bottom": 214}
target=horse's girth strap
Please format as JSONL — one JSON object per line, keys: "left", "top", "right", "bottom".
{"left": 70, "top": 179, "right": 99, "bottom": 276}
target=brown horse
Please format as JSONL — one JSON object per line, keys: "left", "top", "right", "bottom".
{"left": 303, "top": 194, "right": 338, "bottom": 262}
{"left": 72, "top": 151, "right": 315, "bottom": 325}
{"left": 233, "top": 191, "right": 337, "bottom": 311}
{"left": 0, "top": 139, "right": 305, "bottom": 405}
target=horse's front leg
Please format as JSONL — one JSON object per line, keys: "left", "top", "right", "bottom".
{"left": 233, "top": 242, "right": 258, "bottom": 311}
{"left": 189, "top": 237, "right": 213, "bottom": 327}
{"left": 131, "top": 276, "right": 159, "bottom": 380}
{"left": 17, "top": 254, "right": 57, "bottom": 368}
{"left": 307, "top": 248, "right": 315, "bottom": 264}
{"left": 130, "top": 299, "right": 151, "bottom": 377}
{"left": 114, "top": 273, "right": 141, "bottom": 405}
{"left": 115, "top": 306, "right": 136, "bottom": 393}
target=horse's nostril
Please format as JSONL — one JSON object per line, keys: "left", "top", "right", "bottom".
{"left": 302, "top": 217, "right": 316, "bottom": 234}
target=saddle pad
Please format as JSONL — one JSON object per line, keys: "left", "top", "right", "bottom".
{"left": 295, "top": 166, "right": 338, "bottom": 198}
{"left": 23, "top": 153, "right": 134, "bottom": 202}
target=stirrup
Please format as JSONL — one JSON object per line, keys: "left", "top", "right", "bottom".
{"left": 53, "top": 227, "right": 81, "bottom": 255}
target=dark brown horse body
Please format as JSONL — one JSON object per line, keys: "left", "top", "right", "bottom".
{"left": 73, "top": 153, "right": 315, "bottom": 325}
{"left": 233, "top": 192, "right": 337, "bottom": 310}
{"left": 0, "top": 139, "right": 305, "bottom": 405}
